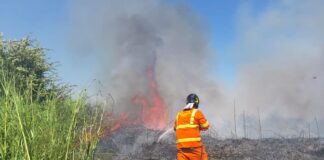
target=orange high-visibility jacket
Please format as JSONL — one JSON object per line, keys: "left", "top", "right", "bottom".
{"left": 174, "top": 108, "right": 209, "bottom": 149}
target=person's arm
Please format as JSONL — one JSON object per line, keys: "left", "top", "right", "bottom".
{"left": 196, "top": 110, "right": 209, "bottom": 131}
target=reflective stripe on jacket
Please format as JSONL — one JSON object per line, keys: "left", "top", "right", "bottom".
{"left": 174, "top": 108, "right": 209, "bottom": 149}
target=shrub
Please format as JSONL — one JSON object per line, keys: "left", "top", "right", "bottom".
{"left": 0, "top": 35, "right": 104, "bottom": 159}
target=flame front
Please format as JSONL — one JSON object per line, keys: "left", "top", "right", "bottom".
{"left": 103, "top": 66, "right": 169, "bottom": 138}
{"left": 132, "top": 67, "right": 168, "bottom": 130}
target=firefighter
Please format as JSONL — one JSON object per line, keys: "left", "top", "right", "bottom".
{"left": 174, "top": 93, "right": 209, "bottom": 160}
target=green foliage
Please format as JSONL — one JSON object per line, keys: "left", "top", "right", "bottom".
{"left": 0, "top": 35, "right": 105, "bottom": 159}
{"left": 0, "top": 35, "right": 62, "bottom": 100}
{"left": 0, "top": 75, "right": 103, "bottom": 159}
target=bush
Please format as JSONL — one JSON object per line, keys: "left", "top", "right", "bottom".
{"left": 0, "top": 35, "right": 104, "bottom": 159}
{"left": 0, "top": 35, "right": 66, "bottom": 100}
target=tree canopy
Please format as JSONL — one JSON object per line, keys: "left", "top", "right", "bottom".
{"left": 0, "top": 35, "right": 66, "bottom": 100}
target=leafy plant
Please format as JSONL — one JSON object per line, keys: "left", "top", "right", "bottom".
{"left": 0, "top": 35, "right": 104, "bottom": 159}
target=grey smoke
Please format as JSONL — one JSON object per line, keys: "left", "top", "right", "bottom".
{"left": 233, "top": 0, "right": 324, "bottom": 119}
{"left": 69, "top": 0, "right": 324, "bottom": 137}
{"left": 69, "top": 0, "right": 224, "bottom": 120}
{"left": 232, "top": 0, "right": 324, "bottom": 137}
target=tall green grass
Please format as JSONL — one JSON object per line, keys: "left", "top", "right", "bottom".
{"left": 0, "top": 73, "right": 104, "bottom": 159}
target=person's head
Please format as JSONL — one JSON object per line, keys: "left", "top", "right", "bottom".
{"left": 186, "top": 93, "right": 199, "bottom": 109}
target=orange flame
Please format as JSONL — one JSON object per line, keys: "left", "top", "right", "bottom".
{"left": 132, "top": 67, "right": 168, "bottom": 130}
{"left": 102, "top": 66, "right": 168, "bottom": 139}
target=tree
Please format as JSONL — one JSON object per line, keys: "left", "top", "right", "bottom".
{"left": 0, "top": 34, "right": 67, "bottom": 100}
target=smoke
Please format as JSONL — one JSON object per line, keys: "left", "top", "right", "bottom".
{"left": 233, "top": 0, "right": 324, "bottom": 118}
{"left": 69, "top": 0, "right": 324, "bottom": 137}
{"left": 231, "top": 0, "right": 324, "bottom": 137}
{"left": 69, "top": 0, "right": 224, "bottom": 122}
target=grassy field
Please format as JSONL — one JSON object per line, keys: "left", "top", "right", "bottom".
{"left": 0, "top": 36, "right": 106, "bottom": 159}
{"left": 0, "top": 73, "right": 104, "bottom": 159}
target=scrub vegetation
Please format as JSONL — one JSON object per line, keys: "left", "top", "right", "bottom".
{"left": 0, "top": 35, "right": 104, "bottom": 160}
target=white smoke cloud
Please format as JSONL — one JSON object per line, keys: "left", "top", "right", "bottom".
{"left": 69, "top": 0, "right": 225, "bottom": 124}
{"left": 69, "top": 0, "right": 324, "bottom": 137}
{"left": 231, "top": 0, "right": 324, "bottom": 137}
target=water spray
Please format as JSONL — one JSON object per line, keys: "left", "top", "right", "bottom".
{"left": 157, "top": 127, "right": 174, "bottom": 143}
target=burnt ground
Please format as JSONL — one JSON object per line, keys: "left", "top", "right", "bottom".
{"left": 94, "top": 126, "right": 324, "bottom": 160}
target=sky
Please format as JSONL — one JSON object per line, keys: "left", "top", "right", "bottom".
{"left": 0, "top": 0, "right": 258, "bottom": 88}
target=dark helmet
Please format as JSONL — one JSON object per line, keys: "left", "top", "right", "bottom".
{"left": 186, "top": 93, "right": 199, "bottom": 109}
